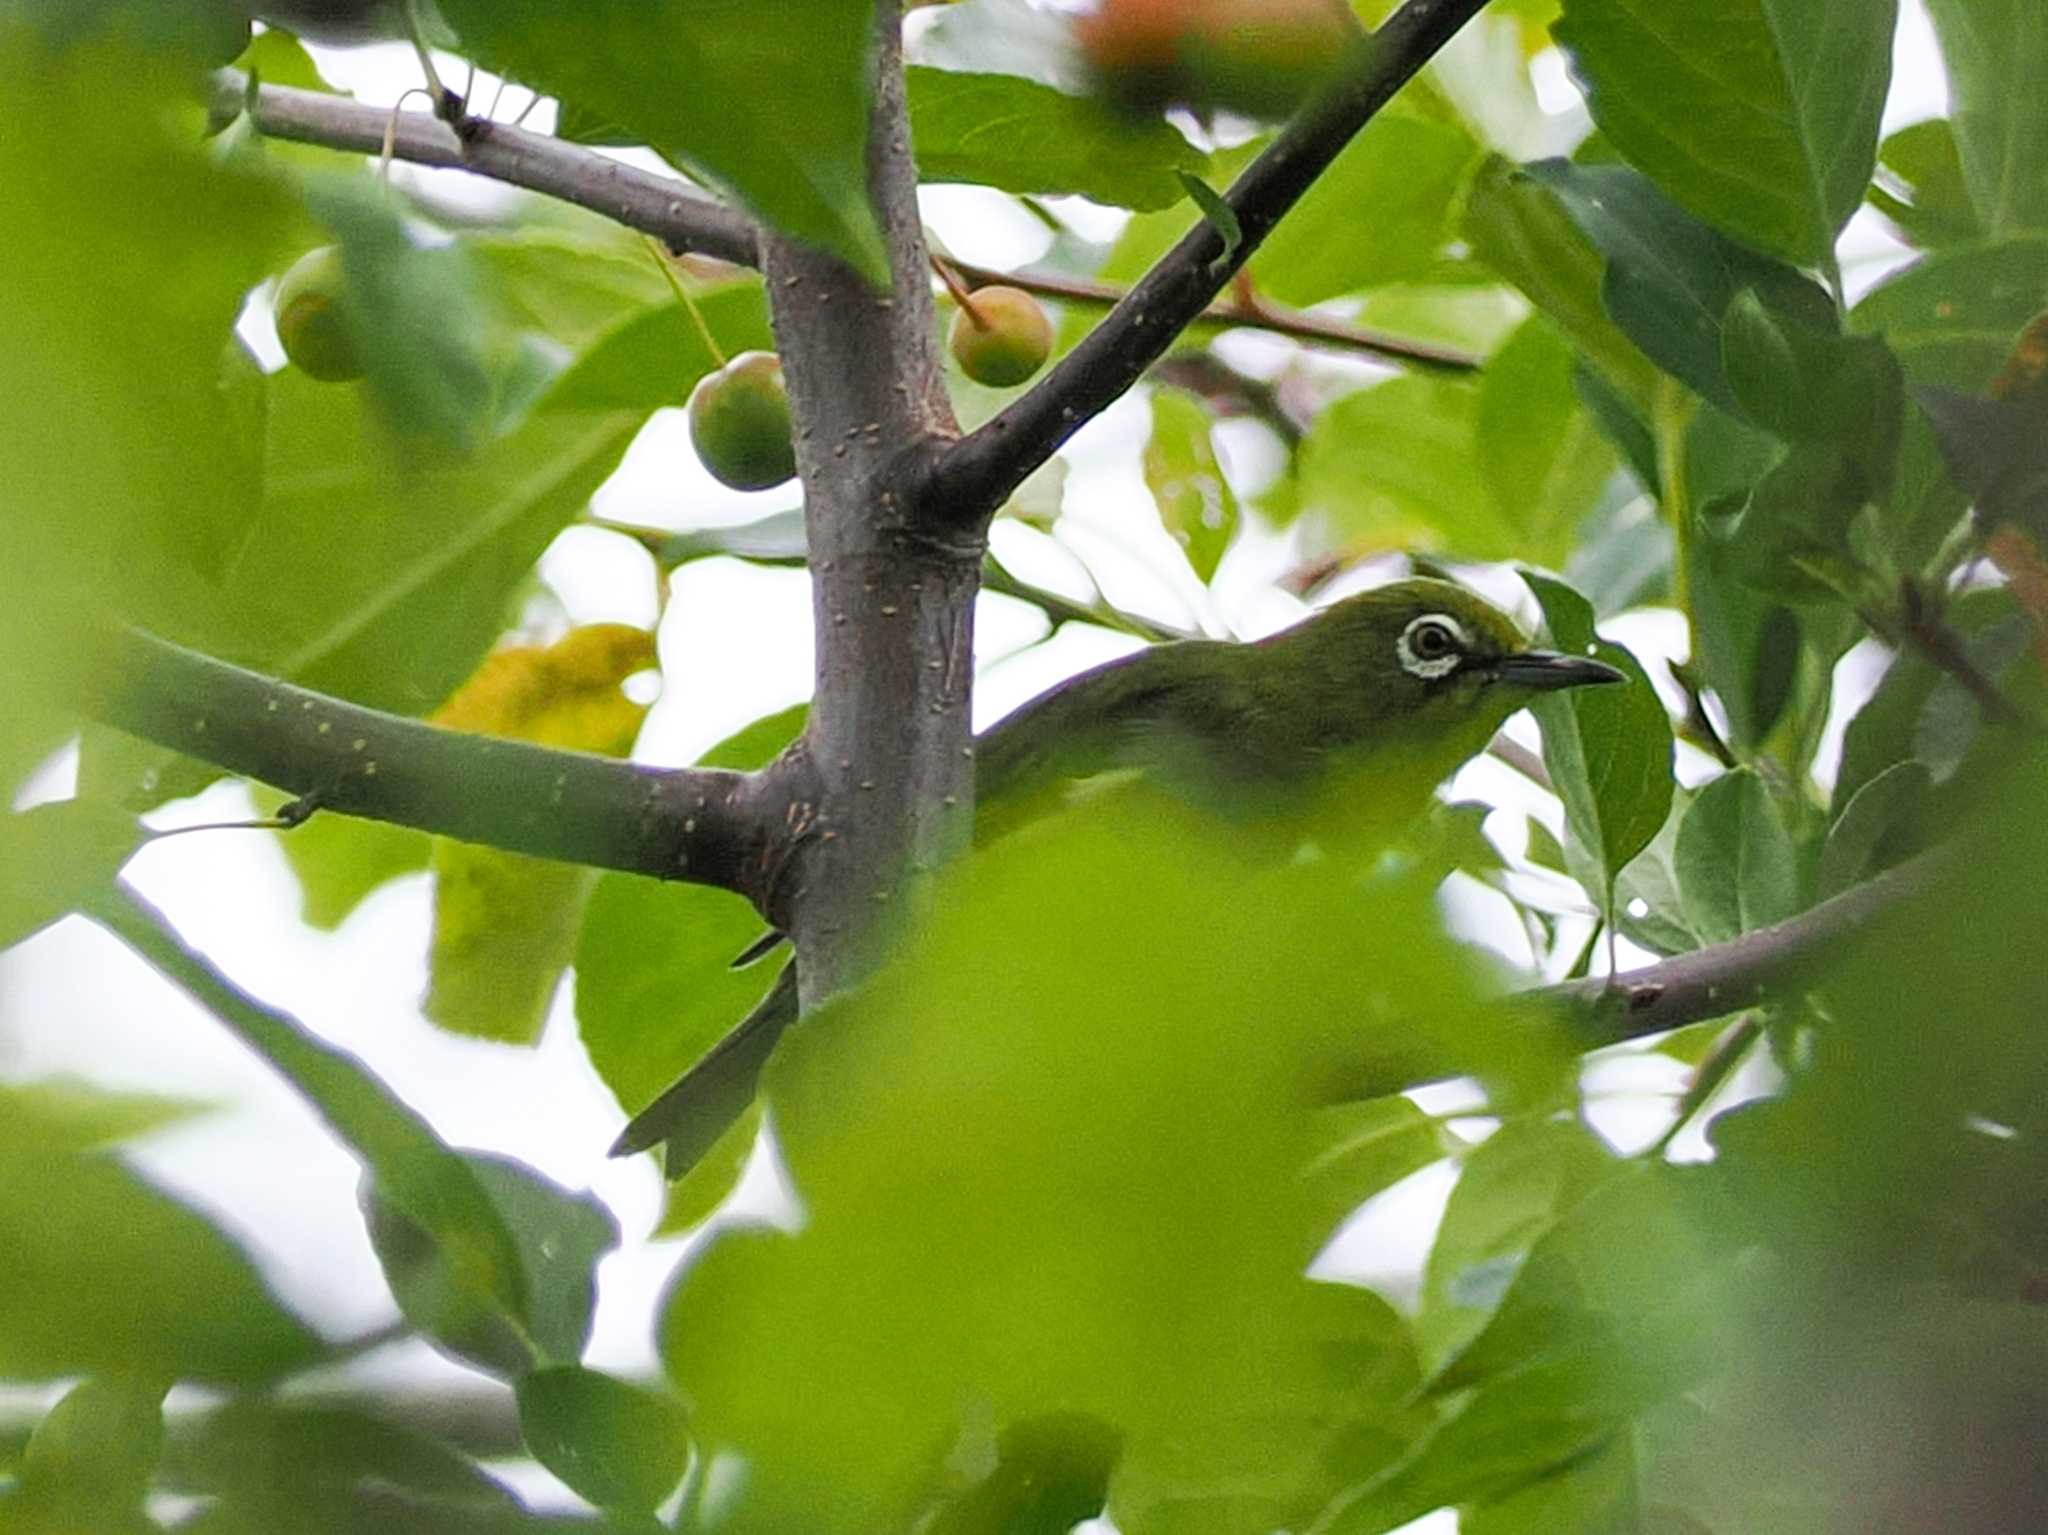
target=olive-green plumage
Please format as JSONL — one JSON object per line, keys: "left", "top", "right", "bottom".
{"left": 614, "top": 578, "right": 1621, "bottom": 1172}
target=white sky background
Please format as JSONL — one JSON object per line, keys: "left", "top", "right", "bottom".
{"left": 0, "top": 3, "right": 1952, "bottom": 1514}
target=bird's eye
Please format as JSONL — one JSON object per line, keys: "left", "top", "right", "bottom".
{"left": 1411, "top": 621, "right": 1454, "bottom": 658}
{"left": 1397, "top": 613, "right": 1469, "bottom": 680}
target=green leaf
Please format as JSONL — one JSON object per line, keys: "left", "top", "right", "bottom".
{"left": 659, "top": 797, "right": 1540, "bottom": 1532}
{"left": 1673, "top": 768, "right": 1802, "bottom": 945}
{"left": 18, "top": 0, "right": 248, "bottom": 67}
{"left": 1921, "top": 0, "right": 2048, "bottom": 238}
{"left": 13, "top": 1377, "right": 165, "bottom": 1527}
{"left": 1524, "top": 160, "right": 1838, "bottom": 415}
{"left": 1417, "top": 1117, "right": 1621, "bottom": 1373}
{"left": 1520, "top": 572, "right": 1674, "bottom": 904}
{"left": 1144, "top": 389, "right": 1238, "bottom": 584}
{"left": 516, "top": 1366, "right": 692, "bottom": 1515}
{"left": 575, "top": 705, "right": 806, "bottom": 1116}
{"left": 1851, "top": 236, "right": 2048, "bottom": 388}
{"left": 261, "top": 794, "right": 432, "bottom": 931}
{"left": 432, "top": 0, "right": 887, "bottom": 282}
{"left": 1463, "top": 155, "right": 1661, "bottom": 409}
{"left": 1250, "top": 112, "right": 1480, "bottom": 306}
{"left": 0, "top": 802, "right": 144, "bottom": 951}
{"left": 91, "top": 888, "right": 536, "bottom": 1365}
{"left": 1476, "top": 318, "right": 1618, "bottom": 570}
{"left": 1298, "top": 376, "right": 1510, "bottom": 556}
{"left": 0, "top": 1119, "right": 322, "bottom": 1383}
{"left": 302, "top": 178, "right": 498, "bottom": 453}
{"left": 919, "top": 1413, "right": 1122, "bottom": 1535}
{"left": 658, "top": 1099, "right": 764, "bottom": 1235}
{"left": 1178, "top": 170, "right": 1243, "bottom": 271}
{"left": 0, "top": 29, "right": 291, "bottom": 788}
{"left": 1870, "top": 118, "right": 1985, "bottom": 248}
{"left": 173, "top": 1399, "right": 517, "bottom": 1510}
{"left": 0, "top": 1077, "right": 213, "bottom": 1149}
{"left": 366, "top": 1151, "right": 618, "bottom": 1378}
{"left": 907, "top": 66, "right": 1207, "bottom": 211}
{"left": 1553, "top": 0, "right": 1896, "bottom": 267}
{"left": 1303, "top": 1095, "right": 1452, "bottom": 1238}
{"left": 1816, "top": 759, "right": 1931, "bottom": 899}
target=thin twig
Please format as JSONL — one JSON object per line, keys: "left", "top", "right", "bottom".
{"left": 946, "top": 259, "right": 1479, "bottom": 373}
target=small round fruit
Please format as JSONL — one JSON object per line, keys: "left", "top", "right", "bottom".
{"left": 274, "top": 245, "right": 364, "bottom": 383}
{"left": 948, "top": 286, "right": 1053, "bottom": 388}
{"left": 1074, "top": 0, "right": 1355, "bottom": 119}
{"left": 1072, "top": 0, "right": 1194, "bottom": 112}
{"left": 688, "top": 352, "right": 797, "bottom": 491}
{"left": 1183, "top": 0, "right": 1357, "bottom": 119}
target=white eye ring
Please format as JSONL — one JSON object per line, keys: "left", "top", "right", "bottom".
{"left": 1397, "top": 614, "right": 1468, "bottom": 680}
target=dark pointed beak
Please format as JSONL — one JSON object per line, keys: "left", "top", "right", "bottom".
{"left": 1491, "top": 650, "right": 1627, "bottom": 691}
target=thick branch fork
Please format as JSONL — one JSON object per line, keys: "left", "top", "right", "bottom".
{"left": 97, "top": 629, "right": 783, "bottom": 905}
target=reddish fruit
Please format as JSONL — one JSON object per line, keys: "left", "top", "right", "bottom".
{"left": 1075, "top": 0, "right": 1357, "bottom": 119}
{"left": 687, "top": 352, "right": 797, "bottom": 491}
{"left": 273, "top": 246, "right": 364, "bottom": 383}
{"left": 948, "top": 286, "right": 1053, "bottom": 388}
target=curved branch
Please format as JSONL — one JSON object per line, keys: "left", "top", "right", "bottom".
{"left": 1528, "top": 848, "right": 1951, "bottom": 1049}
{"left": 934, "top": 0, "right": 1493, "bottom": 519}
{"left": 209, "top": 69, "right": 758, "bottom": 266}
{"left": 93, "top": 628, "right": 782, "bottom": 903}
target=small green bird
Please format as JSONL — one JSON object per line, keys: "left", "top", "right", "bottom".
{"left": 612, "top": 577, "right": 1622, "bottom": 1174}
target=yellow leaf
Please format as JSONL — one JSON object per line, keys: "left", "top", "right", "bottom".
{"left": 425, "top": 626, "right": 657, "bottom": 1044}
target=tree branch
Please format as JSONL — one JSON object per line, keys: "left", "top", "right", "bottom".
{"left": 92, "top": 628, "right": 783, "bottom": 904}
{"left": 209, "top": 69, "right": 758, "bottom": 266}
{"left": 933, "top": 0, "right": 1493, "bottom": 520}
{"left": 1526, "top": 847, "right": 1951, "bottom": 1049}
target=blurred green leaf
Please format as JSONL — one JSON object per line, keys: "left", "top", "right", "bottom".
{"left": 171, "top": 1399, "right": 517, "bottom": 1512}
{"left": 431, "top": 0, "right": 887, "bottom": 282}
{"left": 657, "top": 1099, "right": 763, "bottom": 1236}
{"left": 1524, "top": 161, "right": 1836, "bottom": 415}
{"left": 920, "top": 1412, "right": 1121, "bottom": 1535}
{"left": 1520, "top": 572, "right": 1673, "bottom": 905}
{"left": 1144, "top": 389, "right": 1238, "bottom": 584}
{"left": 659, "top": 795, "right": 1542, "bottom": 1532}
{"left": 1553, "top": 0, "right": 1895, "bottom": 267}
{"left": 0, "top": 1078, "right": 213, "bottom": 1150}
{"left": 1673, "top": 769, "right": 1802, "bottom": 945}
{"left": 11, "top": 1377, "right": 165, "bottom": 1531}
{"left": 1870, "top": 118, "right": 1985, "bottom": 248}
{"left": 0, "top": 801, "right": 143, "bottom": 951}
{"left": 1477, "top": 319, "right": 1618, "bottom": 570}
{"left": 366, "top": 1152, "right": 617, "bottom": 1377}
{"left": 0, "top": 26, "right": 289, "bottom": 786}
{"left": 1921, "top": 0, "right": 2048, "bottom": 238}
{"left": 0, "top": 1122, "right": 321, "bottom": 1383}
{"left": 515, "top": 1367, "right": 691, "bottom": 1515}
{"left": 13, "top": 0, "right": 248, "bottom": 66}
{"left": 907, "top": 67, "right": 1207, "bottom": 211}
{"left": 301, "top": 180, "right": 497, "bottom": 453}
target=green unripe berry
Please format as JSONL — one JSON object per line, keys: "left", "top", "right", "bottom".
{"left": 948, "top": 286, "right": 1053, "bottom": 388}
{"left": 274, "top": 246, "right": 364, "bottom": 384}
{"left": 688, "top": 352, "right": 798, "bottom": 491}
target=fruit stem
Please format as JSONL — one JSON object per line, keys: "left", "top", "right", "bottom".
{"left": 645, "top": 238, "right": 729, "bottom": 369}
{"left": 928, "top": 252, "right": 987, "bottom": 330}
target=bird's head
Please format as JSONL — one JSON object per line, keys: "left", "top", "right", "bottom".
{"left": 1272, "top": 576, "right": 1625, "bottom": 776}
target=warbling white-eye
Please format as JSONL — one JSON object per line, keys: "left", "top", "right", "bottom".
{"left": 612, "top": 577, "right": 1623, "bottom": 1173}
